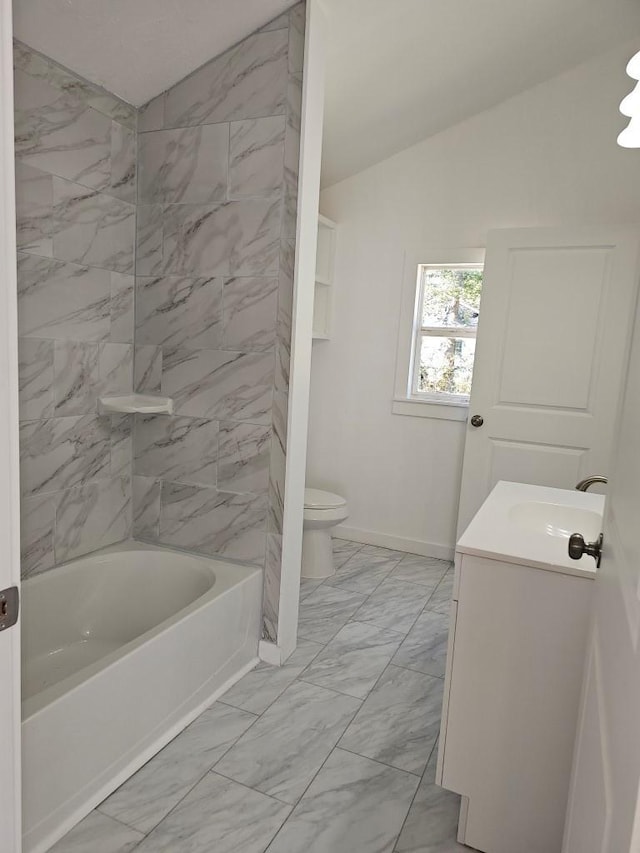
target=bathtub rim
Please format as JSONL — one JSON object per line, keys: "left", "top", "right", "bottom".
{"left": 22, "top": 540, "right": 262, "bottom": 720}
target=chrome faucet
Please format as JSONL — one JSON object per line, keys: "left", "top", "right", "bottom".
{"left": 575, "top": 475, "right": 608, "bottom": 492}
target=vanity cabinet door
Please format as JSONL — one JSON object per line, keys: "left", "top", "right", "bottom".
{"left": 437, "top": 555, "right": 592, "bottom": 853}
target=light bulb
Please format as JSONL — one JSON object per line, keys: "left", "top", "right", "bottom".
{"left": 627, "top": 49, "right": 640, "bottom": 80}
{"left": 621, "top": 80, "right": 640, "bottom": 117}
{"left": 617, "top": 115, "right": 640, "bottom": 148}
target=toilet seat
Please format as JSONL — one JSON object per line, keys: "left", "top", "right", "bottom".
{"left": 304, "top": 488, "right": 347, "bottom": 510}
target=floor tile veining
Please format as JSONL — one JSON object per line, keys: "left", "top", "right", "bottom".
{"left": 51, "top": 541, "right": 465, "bottom": 853}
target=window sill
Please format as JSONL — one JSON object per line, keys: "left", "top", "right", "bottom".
{"left": 391, "top": 397, "right": 469, "bottom": 422}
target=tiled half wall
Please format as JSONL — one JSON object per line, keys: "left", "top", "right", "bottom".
{"left": 14, "top": 4, "right": 306, "bottom": 645}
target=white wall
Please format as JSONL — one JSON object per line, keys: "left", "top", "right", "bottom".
{"left": 307, "top": 39, "right": 640, "bottom": 557}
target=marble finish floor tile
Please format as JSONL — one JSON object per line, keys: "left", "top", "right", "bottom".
{"left": 394, "top": 752, "right": 464, "bottom": 853}
{"left": 267, "top": 748, "right": 419, "bottom": 853}
{"left": 297, "top": 584, "right": 367, "bottom": 643}
{"left": 340, "top": 666, "right": 443, "bottom": 776}
{"left": 214, "top": 680, "right": 360, "bottom": 804}
{"left": 300, "top": 621, "right": 404, "bottom": 699}
{"left": 392, "top": 611, "right": 450, "bottom": 677}
{"left": 221, "top": 639, "right": 324, "bottom": 715}
{"left": 134, "top": 772, "right": 290, "bottom": 853}
{"left": 332, "top": 537, "right": 364, "bottom": 569}
{"left": 49, "top": 811, "right": 144, "bottom": 853}
{"left": 299, "top": 575, "right": 324, "bottom": 601}
{"left": 352, "top": 577, "right": 432, "bottom": 635}
{"left": 390, "top": 554, "right": 451, "bottom": 588}
{"left": 99, "top": 702, "right": 257, "bottom": 833}
{"left": 327, "top": 544, "right": 404, "bottom": 596}
{"left": 424, "top": 569, "right": 454, "bottom": 615}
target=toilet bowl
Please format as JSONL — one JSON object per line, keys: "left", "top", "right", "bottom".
{"left": 302, "top": 488, "right": 349, "bottom": 579}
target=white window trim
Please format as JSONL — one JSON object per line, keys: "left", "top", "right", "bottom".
{"left": 392, "top": 247, "right": 485, "bottom": 421}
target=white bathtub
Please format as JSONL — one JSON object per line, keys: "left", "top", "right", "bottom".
{"left": 21, "top": 541, "right": 263, "bottom": 853}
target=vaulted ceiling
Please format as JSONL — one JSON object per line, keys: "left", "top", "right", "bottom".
{"left": 12, "top": 0, "right": 640, "bottom": 188}
{"left": 12, "top": 0, "right": 296, "bottom": 106}
{"left": 321, "top": 0, "right": 640, "bottom": 186}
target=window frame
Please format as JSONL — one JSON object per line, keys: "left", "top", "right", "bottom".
{"left": 410, "top": 263, "right": 484, "bottom": 404}
{"left": 392, "top": 248, "right": 485, "bottom": 421}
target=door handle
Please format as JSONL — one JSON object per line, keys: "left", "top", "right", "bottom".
{"left": 470, "top": 414, "right": 484, "bottom": 428}
{"left": 568, "top": 532, "right": 603, "bottom": 568}
{"left": 0, "top": 586, "right": 19, "bottom": 631}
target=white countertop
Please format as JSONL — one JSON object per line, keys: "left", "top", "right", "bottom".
{"left": 457, "top": 481, "right": 606, "bottom": 578}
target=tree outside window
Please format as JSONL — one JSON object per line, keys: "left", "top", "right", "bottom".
{"left": 412, "top": 265, "right": 483, "bottom": 400}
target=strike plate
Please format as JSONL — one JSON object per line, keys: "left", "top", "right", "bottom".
{"left": 0, "top": 586, "right": 19, "bottom": 631}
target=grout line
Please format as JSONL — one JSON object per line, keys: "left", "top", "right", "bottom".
{"left": 98, "top": 702, "right": 263, "bottom": 842}
{"left": 296, "top": 677, "right": 368, "bottom": 702}
{"left": 207, "top": 766, "right": 293, "bottom": 806}
{"left": 322, "top": 564, "right": 398, "bottom": 598}
{"left": 390, "top": 660, "right": 445, "bottom": 679}
{"left": 216, "top": 673, "right": 294, "bottom": 717}
{"left": 335, "top": 744, "right": 424, "bottom": 778}
{"left": 207, "top": 763, "right": 296, "bottom": 806}
{"left": 93, "top": 808, "right": 147, "bottom": 836}
{"left": 392, "top": 743, "right": 442, "bottom": 852}
{"left": 263, "top": 703, "right": 366, "bottom": 850}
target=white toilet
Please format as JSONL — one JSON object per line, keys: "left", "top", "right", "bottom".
{"left": 302, "top": 488, "right": 349, "bottom": 579}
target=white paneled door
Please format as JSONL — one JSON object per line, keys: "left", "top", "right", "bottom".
{"left": 457, "top": 226, "right": 640, "bottom": 536}
{"left": 562, "top": 269, "right": 640, "bottom": 852}
{"left": 0, "top": 0, "right": 22, "bottom": 849}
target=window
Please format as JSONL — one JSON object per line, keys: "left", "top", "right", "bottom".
{"left": 393, "top": 249, "right": 484, "bottom": 420}
{"left": 409, "top": 264, "right": 483, "bottom": 403}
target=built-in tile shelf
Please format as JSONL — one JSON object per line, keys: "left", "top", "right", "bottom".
{"left": 98, "top": 394, "right": 174, "bottom": 415}
{"left": 313, "top": 215, "right": 337, "bottom": 341}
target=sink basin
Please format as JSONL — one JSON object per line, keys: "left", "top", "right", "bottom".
{"left": 509, "top": 501, "right": 602, "bottom": 540}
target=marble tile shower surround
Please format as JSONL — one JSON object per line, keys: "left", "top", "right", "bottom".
{"left": 133, "top": 3, "right": 305, "bottom": 645}
{"left": 14, "top": 7, "right": 305, "bottom": 655}
{"left": 14, "top": 41, "right": 136, "bottom": 578}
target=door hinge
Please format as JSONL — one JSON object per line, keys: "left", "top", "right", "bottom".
{"left": 0, "top": 586, "right": 19, "bottom": 632}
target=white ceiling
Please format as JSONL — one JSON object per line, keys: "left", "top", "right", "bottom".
{"left": 13, "top": 0, "right": 640, "bottom": 188}
{"left": 321, "top": 0, "right": 640, "bottom": 186}
{"left": 12, "top": 0, "right": 296, "bottom": 106}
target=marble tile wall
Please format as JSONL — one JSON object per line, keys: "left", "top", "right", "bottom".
{"left": 14, "top": 42, "right": 136, "bottom": 577}
{"left": 133, "top": 3, "right": 305, "bottom": 643}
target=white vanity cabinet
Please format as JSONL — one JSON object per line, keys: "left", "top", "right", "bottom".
{"left": 436, "top": 482, "right": 604, "bottom": 853}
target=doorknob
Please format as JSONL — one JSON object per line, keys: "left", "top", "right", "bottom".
{"left": 568, "top": 532, "right": 603, "bottom": 568}
{"left": 470, "top": 414, "right": 484, "bottom": 428}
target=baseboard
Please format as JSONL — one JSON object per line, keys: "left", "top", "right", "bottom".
{"left": 334, "top": 525, "right": 455, "bottom": 562}
{"left": 258, "top": 639, "right": 282, "bottom": 665}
